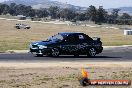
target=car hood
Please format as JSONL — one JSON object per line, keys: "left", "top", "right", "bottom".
{"left": 31, "top": 41, "right": 56, "bottom": 46}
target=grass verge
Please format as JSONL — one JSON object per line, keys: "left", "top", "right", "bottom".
{"left": 0, "top": 19, "right": 132, "bottom": 51}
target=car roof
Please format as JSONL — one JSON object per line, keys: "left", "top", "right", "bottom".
{"left": 59, "top": 32, "right": 84, "bottom": 35}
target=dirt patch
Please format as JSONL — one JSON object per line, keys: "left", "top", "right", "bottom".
{"left": 0, "top": 62, "right": 131, "bottom": 88}
{"left": 0, "top": 62, "right": 132, "bottom": 68}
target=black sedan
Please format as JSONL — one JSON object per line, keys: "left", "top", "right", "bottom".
{"left": 29, "top": 32, "right": 103, "bottom": 57}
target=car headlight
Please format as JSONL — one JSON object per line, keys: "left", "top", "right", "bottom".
{"left": 38, "top": 45, "right": 47, "bottom": 49}
{"left": 29, "top": 44, "right": 32, "bottom": 48}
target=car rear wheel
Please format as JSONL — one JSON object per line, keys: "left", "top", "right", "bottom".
{"left": 51, "top": 48, "right": 59, "bottom": 57}
{"left": 16, "top": 27, "right": 20, "bottom": 29}
{"left": 88, "top": 48, "right": 96, "bottom": 57}
{"left": 27, "top": 27, "right": 30, "bottom": 29}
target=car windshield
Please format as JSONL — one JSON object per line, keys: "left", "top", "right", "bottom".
{"left": 47, "top": 34, "right": 64, "bottom": 42}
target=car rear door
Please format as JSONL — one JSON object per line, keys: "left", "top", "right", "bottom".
{"left": 77, "top": 34, "right": 92, "bottom": 54}
{"left": 61, "top": 34, "right": 78, "bottom": 53}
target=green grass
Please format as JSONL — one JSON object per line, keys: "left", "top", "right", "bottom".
{"left": 0, "top": 19, "right": 132, "bottom": 51}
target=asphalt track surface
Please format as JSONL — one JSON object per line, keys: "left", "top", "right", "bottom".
{"left": 0, "top": 47, "right": 132, "bottom": 62}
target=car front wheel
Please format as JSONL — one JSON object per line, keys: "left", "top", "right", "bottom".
{"left": 36, "top": 54, "right": 43, "bottom": 57}
{"left": 51, "top": 48, "right": 59, "bottom": 57}
{"left": 88, "top": 48, "right": 96, "bottom": 57}
{"left": 16, "top": 27, "right": 20, "bottom": 29}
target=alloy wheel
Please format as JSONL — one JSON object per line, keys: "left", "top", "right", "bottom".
{"left": 51, "top": 48, "right": 59, "bottom": 57}
{"left": 88, "top": 48, "right": 96, "bottom": 57}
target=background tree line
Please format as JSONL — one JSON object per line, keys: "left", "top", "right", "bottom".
{"left": 0, "top": 3, "right": 132, "bottom": 25}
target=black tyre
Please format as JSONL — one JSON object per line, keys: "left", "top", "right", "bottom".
{"left": 16, "top": 26, "right": 20, "bottom": 29}
{"left": 36, "top": 54, "right": 43, "bottom": 57}
{"left": 27, "top": 27, "right": 30, "bottom": 29}
{"left": 51, "top": 48, "right": 59, "bottom": 57}
{"left": 87, "top": 48, "right": 96, "bottom": 57}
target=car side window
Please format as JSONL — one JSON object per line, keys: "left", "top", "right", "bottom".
{"left": 78, "top": 34, "right": 93, "bottom": 43}
{"left": 66, "top": 35, "right": 78, "bottom": 43}
{"left": 83, "top": 34, "right": 93, "bottom": 41}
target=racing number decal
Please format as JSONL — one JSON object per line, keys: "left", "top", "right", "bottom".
{"left": 61, "top": 45, "right": 78, "bottom": 52}
{"left": 77, "top": 43, "right": 88, "bottom": 49}
{"left": 61, "top": 43, "right": 88, "bottom": 52}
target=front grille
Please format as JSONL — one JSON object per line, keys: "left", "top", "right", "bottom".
{"left": 30, "top": 45, "right": 38, "bottom": 49}
{"left": 32, "top": 45, "right": 38, "bottom": 48}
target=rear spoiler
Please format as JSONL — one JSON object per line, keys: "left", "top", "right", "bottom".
{"left": 92, "top": 37, "right": 100, "bottom": 41}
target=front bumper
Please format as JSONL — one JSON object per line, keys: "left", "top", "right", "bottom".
{"left": 30, "top": 48, "right": 51, "bottom": 55}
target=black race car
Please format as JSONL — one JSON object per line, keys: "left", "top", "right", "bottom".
{"left": 29, "top": 32, "right": 103, "bottom": 57}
